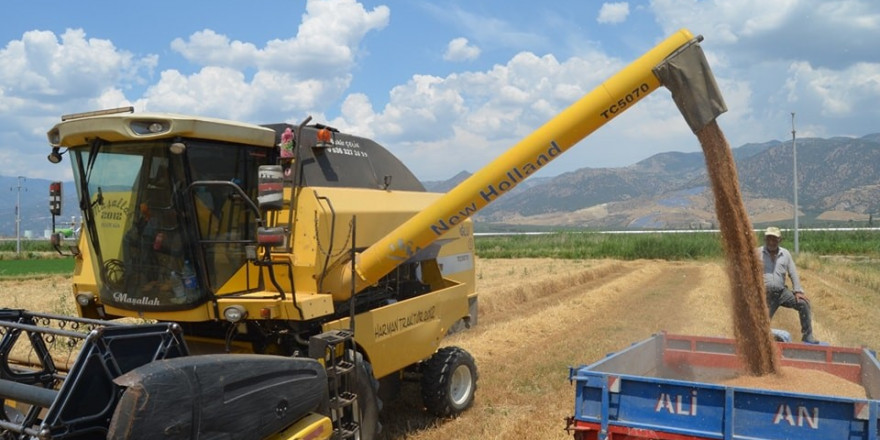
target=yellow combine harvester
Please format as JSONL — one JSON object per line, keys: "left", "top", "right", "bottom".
{"left": 1, "top": 28, "right": 726, "bottom": 439}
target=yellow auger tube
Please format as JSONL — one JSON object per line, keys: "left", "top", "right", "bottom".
{"left": 324, "top": 29, "right": 697, "bottom": 301}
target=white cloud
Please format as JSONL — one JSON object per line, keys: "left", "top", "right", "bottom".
{"left": 0, "top": 0, "right": 390, "bottom": 180}
{"left": 170, "top": 0, "right": 389, "bottom": 76}
{"left": 169, "top": 30, "right": 259, "bottom": 71}
{"left": 650, "top": 0, "right": 880, "bottom": 66}
{"left": 136, "top": 68, "right": 252, "bottom": 118}
{"left": 786, "top": 60, "right": 880, "bottom": 116}
{"left": 145, "top": 0, "right": 388, "bottom": 121}
{"left": 598, "top": 2, "right": 631, "bottom": 24}
{"left": 444, "top": 37, "right": 481, "bottom": 62}
{"left": 650, "top": 0, "right": 799, "bottom": 43}
{"left": 0, "top": 28, "right": 157, "bottom": 180}
{"left": 0, "top": 29, "right": 154, "bottom": 101}
{"left": 132, "top": 66, "right": 352, "bottom": 123}
{"left": 645, "top": 0, "right": 880, "bottom": 149}
{"left": 329, "top": 47, "right": 637, "bottom": 179}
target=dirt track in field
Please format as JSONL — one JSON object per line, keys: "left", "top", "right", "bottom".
{"left": 380, "top": 258, "right": 880, "bottom": 440}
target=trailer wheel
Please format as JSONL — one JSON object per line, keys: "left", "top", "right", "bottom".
{"left": 421, "top": 346, "right": 477, "bottom": 417}
{"left": 353, "top": 352, "right": 381, "bottom": 440}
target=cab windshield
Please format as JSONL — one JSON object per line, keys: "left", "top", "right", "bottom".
{"left": 71, "top": 139, "right": 268, "bottom": 311}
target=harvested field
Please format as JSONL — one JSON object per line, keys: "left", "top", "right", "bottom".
{"left": 2, "top": 257, "right": 878, "bottom": 439}
{"left": 381, "top": 257, "right": 880, "bottom": 440}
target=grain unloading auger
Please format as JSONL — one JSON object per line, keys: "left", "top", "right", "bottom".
{"left": 321, "top": 29, "right": 726, "bottom": 298}
{"left": 2, "top": 29, "right": 724, "bottom": 439}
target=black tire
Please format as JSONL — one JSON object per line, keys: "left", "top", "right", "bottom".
{"left": 420, "top": 346, "right": 477, "bottom": 417}
{"left": 353, "top": 352, "right": 381, "bottom": 440}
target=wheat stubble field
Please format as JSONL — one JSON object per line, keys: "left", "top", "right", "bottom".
{"left": 380, "top": 257, "right": 880, "bottom": 439}
{"left": 3, "top": 256, "right": 879, "bottom": 439}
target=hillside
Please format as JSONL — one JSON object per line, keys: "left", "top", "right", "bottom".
{"left": 0, "top": 178, "right": 78, "bottom": 239}
{"left": 468, "top": 133, "right": 880, "bottom": 229}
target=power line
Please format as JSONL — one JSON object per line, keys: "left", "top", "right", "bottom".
{"left": 10, "top": 176, "right": 27, "bottom": 254}
{"left": 791, "top": 112, "right": 799, "bottom": 255}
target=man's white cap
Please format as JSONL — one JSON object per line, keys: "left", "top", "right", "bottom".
{"left": 764, "top": 226, "right": 782, "bottom": 238}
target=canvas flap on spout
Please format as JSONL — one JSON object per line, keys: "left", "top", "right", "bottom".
{"left": 653, "top": 38, "right": 728, "bottom": 133}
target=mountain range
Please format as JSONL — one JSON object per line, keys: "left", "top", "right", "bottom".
{"left": 2, "top": 133, "right": 878, "bottom": 237}
{"left": 424, "top": 133, "right": 880, "bottom": 230}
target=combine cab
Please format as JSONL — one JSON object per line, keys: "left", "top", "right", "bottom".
{"left": 38, "top": 110, "right": 478, "bottom": 438}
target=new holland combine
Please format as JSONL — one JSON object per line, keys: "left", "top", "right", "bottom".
{"left": 1, "top": 29, "right": 727, "bottom": 439}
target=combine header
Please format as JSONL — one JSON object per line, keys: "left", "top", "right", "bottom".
{"left": 0, "top": 310, "right": 188, "bottom": 438}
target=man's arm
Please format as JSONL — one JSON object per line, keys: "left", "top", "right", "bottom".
{"left": 784, "top": 249, "right": 808, "bottom": 301}
{"left": 786, "top": 252, "right": 803, "bottom": 292}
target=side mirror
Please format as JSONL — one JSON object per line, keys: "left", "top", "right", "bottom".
{"left": 50, "top": 232, "right": 80, "bottom": 257}
{"left": 257, "top": 165, "right": 284, "bottom": 211}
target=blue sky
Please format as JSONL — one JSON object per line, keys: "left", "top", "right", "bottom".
{"left": 2, "top": 0, "right": 879, "bottom": 182}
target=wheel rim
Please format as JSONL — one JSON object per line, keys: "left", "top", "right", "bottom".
{"left": 449, "top": 363, "right": 474, "bottom": 407}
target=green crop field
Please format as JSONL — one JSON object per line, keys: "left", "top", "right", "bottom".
{"left": 474, "top": 229, "right": 880, "bottom": 260}
{"left": 0, "top": 241, "right": 57, "bottom": 253}
{"left": 2, "top": 229, "right": 877, "bottom": 278}
{"left": 0, "top": 257, "right": 75, "bottom": 278}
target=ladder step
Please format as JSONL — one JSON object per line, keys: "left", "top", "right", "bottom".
{"left": 334, "top": 421, "right": 360, "bottom": 440}
{"left": 325, "top": 360, "right": 354, "bottom": 377}
{"left": 329, "top": 391, "right": 357, "bottom": 410}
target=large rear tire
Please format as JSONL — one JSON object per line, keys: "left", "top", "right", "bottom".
{"left": 420, "top": 346, "right": 477, "bottom": 417}
{"left": 353, "top": 352, "right": 381, "bottom": 440}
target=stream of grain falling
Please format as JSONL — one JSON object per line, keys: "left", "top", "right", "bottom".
{"left": 697, "top": 120, "right": 778, "bottom": 375}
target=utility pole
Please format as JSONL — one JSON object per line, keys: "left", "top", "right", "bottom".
{"left": 791, "top": 112, "right": 799, "bottom": 255}
{"left": 12, "top": 176, "right": 26, "bottom": 255}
